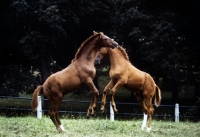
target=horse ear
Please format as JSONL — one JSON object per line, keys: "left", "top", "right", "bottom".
{"left": 99, "top": 32, "right": 104, "bottom": 38}
{"left": 93, "top": 31, "right": 98, "bottom": 35}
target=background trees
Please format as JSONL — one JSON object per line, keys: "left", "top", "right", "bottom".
{"left": 0, "top": 0, "right": 199, "bottom": 103}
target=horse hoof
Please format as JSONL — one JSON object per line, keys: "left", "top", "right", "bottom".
{"left": 146, "top": 127, "right": 151, "bottom": 132}
{"left": 86, "top": 116, "right": 90, "bottom": 119}
{"left": 101, "top": 110, "right": 105, "bottom": 113}
{"left": 91, "top": 109, "right": 95, "bottom": 115}
{"left": 57, "top": 129, "right": 66, "bottom": 133}
{"left": 61, "top": 130, "right": 66, "bottom": 133}
{"left": 100, "top": 108, "right": 105, "bottom": 113}
{"left": 57, "top": 125, "right": 67, "bottom": 133}
{"left": 114, "top": 109, "right": 118, "bottom": 113}
{"left": 91, "top": 112, "right": 95, "bottom": 115}
{"left": 86, "top": 113, "right": 90, "bottom": 119}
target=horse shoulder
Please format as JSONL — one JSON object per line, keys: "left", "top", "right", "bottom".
{"left": 71, "top": 61, "right": 96, "bottom": 81}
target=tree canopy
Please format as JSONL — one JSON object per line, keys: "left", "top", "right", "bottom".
{"left": 0, "top": 0, "right": 199, "bottom": 102}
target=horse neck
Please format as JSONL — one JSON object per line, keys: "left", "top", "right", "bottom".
{"left": 107, "top": 48, "right": 127, "bottom": 66}
{"left": 77, "top": 39, "right": 99, "bottom": 64}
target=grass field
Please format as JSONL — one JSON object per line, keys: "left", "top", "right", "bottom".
{"left": 0, "top": 116, "right": 199, "bottom": 137}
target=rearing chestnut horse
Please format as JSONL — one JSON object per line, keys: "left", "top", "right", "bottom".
{"left": 96, "top": 46, "right": 161, "bottom": 132}
{"left": 31, "top": 31, "right": 118, "bottom": 133}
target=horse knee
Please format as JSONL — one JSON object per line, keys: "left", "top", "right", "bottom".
{"left": 96, "top": 91, "right": 99, "bottom": 96}
{"left": 93, "top": 89, "right": 99, "bottom": 96}
{"left": 110, "top": 90, "right": 115, "bottom": 96}
{"left": 102, "top": 90, "right": 107, "bottom": 95}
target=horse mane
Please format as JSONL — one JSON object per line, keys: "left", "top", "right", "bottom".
{"left": 118, "top": 46, "right": 130, "bottom": 62}
{"left": 71, "top": 33, "right": 99, "bottom": 62}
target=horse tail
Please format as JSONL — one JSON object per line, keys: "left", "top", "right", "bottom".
{"left": 31, "top": 85, "right": 43, "bottom": 111}
{"left": 154, "top": 85, "right": 161, "bottom": 107}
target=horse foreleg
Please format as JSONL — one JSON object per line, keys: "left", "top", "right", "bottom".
{"left": 101, "top": 80, "right": 113, "bottom": 112}
{"left": 86, "top": 93, "right": 95, "bottom": 117}
{"left": 110, "top": 81, "right": 124, "bottom": 113}
{"left": 85, "top": 79, "right": 99, "bottom": 116}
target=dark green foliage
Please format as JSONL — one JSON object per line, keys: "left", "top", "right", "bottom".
{"left": 0, "top": 64, "right": 38, "bottom": 96}
{"left": 114, "top": 0, "right": 200, "bottom": 103}
{"left": 187, "top": 98, "right": 200, "bottom": 117}
{"left": 0, "top": 0, "right": 199, "bottom": 101}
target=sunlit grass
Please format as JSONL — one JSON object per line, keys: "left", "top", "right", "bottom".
{"left": 0, "top": 116, "right": 199, "bottom": 137}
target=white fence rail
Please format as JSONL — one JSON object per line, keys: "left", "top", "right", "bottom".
{"left": 35, "top": 97, "right": 180, "bottom": 122}
{"left": 175, "top": 103, "right": 179, "bottom": 122}
{"left": 0, "top": 96, "right": 199, "bottom": 122}
{"left": 37, "top": 96, "right": 42, "bottom": 119}
{"left": 110, "top": 101, "right": 114, "bottom": 121}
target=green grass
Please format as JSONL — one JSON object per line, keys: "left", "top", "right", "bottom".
{"left": 0, "top": 116, "right": 199, "bottom": 137}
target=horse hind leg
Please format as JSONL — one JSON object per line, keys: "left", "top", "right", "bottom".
{"left": 142, "top": 113, "right": 148, "bottom": 131}
{"left": 134, "top": 92, "right": 152, "bottom": 131}
{"left": 146, "top": 102, "right": 154, "bottom": 132}
{"left": 49, "top": 100, "right": 66, "bottom": 133}
{"left": 55, "top": 103, "right": 66, "bottom": 132}
{"left": 134, "top": 93, "right": 148, "bottom": 131}
{"left": 143, "top": 94, "right": 154, "bottom": 132}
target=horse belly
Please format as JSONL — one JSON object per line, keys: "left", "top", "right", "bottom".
{"left": 43, "top": 74, "right": 82, "bottom": 96}
{"left": 125, "top": 71, "right": 146, "bottom": 90}
{"left": 60, "top": 77, "right": 82, "bottom": 94}
{"left": 124, "top": 82, "right": 143, "bottom": 91}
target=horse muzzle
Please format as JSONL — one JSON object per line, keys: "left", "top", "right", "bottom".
{"left": 112, "top": 43, "right": 118, "bottom": 49}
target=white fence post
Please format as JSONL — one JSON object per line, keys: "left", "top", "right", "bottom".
{"left": 175, "top": 103, "right": 179, "bottom": 122}
{"left": 110, "top": 101, "right": 114, "bottom": 121}
{"left": 37, "top": 96, "right": 42, "bottom": 119}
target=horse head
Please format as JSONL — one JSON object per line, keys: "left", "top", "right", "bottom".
{"left": 93, "top": 31, "right": 118, "bottom": 49}
{"left": 95, "top": 47, "right": 108, "bottom": 64}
